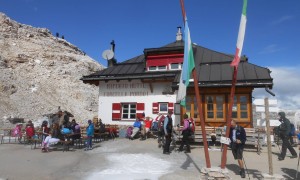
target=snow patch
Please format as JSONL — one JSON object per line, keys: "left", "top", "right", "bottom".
{"left": 87, "top": 153, "right": 172, "bottom": 180}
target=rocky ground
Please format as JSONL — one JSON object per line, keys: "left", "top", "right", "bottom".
{"left": 0, "top": 12, "right": 105, "bottom": 126}
{"left": 0, "top": 138, "right": 298, "bottom": 180}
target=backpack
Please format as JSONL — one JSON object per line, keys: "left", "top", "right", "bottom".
{"left": 12, "top": 126, "right": 21, "bottom": 137}
{"left": 188, "top": 118, "right": 195, "bottom": 133}
{"left": 289, "top": 123, "right": 296, "bottom": 136}
{"left": 156, "top": 115, "right": 165, "bottom": 131}
{"left": 151, "top": 121, "right": 159, "bottom": 131}
{"left": 126, "top": 126, "right": 133, "bottom": 138}
{"left": 61, "top": 127, "right": 72, "bottom": 134}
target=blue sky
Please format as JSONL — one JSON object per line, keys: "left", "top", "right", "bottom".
{"left": 1, "top": 0, "right": 300, "bottom": 109}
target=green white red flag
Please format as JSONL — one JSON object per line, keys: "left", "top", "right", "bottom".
{"left": 231, "top": 0, "right": 247, "bottom": 67}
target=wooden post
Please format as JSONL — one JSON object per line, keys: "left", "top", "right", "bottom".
{"left": 264, "top": 97, "right": 273, "bottom": 175}
{"left": 221, "top": 66, "right": 238, "bottom": 169}
{"left": 192, "top": 70, "right": 211, "bottom": 168}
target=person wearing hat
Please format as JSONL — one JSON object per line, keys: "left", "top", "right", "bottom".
{"left": 85, "top": 120, "right": 94, "bottom": 151}
{"left": 163, "top": 110, "right": 173, "bottom": 154}
{"left": 277, "top": 112, "right": 297, "bottom": 160}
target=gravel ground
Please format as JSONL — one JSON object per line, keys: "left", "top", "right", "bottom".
{"left": 0, "top": 138, "right": 299, "bottom": 180}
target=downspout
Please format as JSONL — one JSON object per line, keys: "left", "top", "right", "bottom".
{"left": 265, "top": 86, "right": 275, "bottom": 96}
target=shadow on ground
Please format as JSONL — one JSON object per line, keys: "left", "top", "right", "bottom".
{"left": 226, "top": 164, "right": 263, "bottom": 179}
{"left": 282, "top": 167, "right": 299, "bottom": 180}
{"left": 180, "top": 153, "right": 202, "bottom": 173}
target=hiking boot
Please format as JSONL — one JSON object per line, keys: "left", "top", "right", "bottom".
{"left": 240, "top": 169, "right": 246, "bottom": 178}
{"left": 158, "top": 144, "right": 162, "bottom": 148}
{"left": 185, "top": 149, "right": 191, "bottom": 153}
{"left": 163, "top": 151, "right": 170, "bottom": 155}
{"left": 278, "top": 156, "right": 284, "bottom": 161}
{"left": 291, "top": 155, "right": 298, "bottom": 159}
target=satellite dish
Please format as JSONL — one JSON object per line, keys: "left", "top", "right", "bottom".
{"left": 102, "top": 49, "right": 114, "bottom": 60}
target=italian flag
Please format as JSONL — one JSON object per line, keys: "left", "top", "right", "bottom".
{"left": 177, "top": 18, "right": 195, "bottom": 107}
{"left": 231, "top": 0, "right": 247, "bottom": 67}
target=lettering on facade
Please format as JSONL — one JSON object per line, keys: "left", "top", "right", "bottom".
{"left": 102, "top": 83, "right": 149, "bottom": 97}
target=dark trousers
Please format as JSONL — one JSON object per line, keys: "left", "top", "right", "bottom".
{"left": 280, "top": 135, "right": 297, "bottom": 158}
{"left": 164, "top": 134, "right": 171, "bottom": 153}
{"left": 179, "top": 131, "right": 190, "bottom": 151}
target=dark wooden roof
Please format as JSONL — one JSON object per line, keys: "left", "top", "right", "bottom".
{"left": 82, "top": 41, "right": 273, "bottom": 88}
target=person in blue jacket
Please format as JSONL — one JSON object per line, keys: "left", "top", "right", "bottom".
{"left": 129, "top": 117, "right": 142, "bottom": 140}
{"left": 85, "top": 119, "right": 94, "bottom": 150}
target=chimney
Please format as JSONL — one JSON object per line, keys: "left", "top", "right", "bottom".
{"left": 111, "top": 40, "right": 115, "bottom": 53}
{"left": 108, "top": 40, "right": 117, "bottom": 67}
{"left": 176, "top": 26, "right": 182, "bottom": 41}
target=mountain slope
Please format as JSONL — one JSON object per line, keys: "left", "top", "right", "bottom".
{"left": 0, "top": 12, "right": 104, "bottom": 124}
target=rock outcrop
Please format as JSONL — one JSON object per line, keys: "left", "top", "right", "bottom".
{"left": 0, "top": 12, "right": 105, "bottom": 125}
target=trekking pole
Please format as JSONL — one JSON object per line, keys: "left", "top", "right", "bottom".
{"left": 296, "top": 152, "right": 300, "bottom": 180}
{"left": 242, "top": 157, "right": 251, "bottom": 180}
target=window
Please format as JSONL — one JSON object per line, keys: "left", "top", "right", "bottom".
{"left": 148, "top": 66, "right": 157, "bottom": 71}
{"left": 159, "top": 103, "right": 168, "bottom": 113}
{"left": 158, "top": 66, "right": 166, "bottom": 70}
{"left": 122, "top": 103, "right": 136, "bottom": 120}
{"left": 231, "top": 95, "right": 249, "bottom": 120}
{"left": 170, "top": 63, "right": 180, "bottom": 70}
{"left": 205, "top": 95, "right": 225, "bottom": 121}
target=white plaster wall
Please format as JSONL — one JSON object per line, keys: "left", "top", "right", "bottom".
{"left": 98, "top": 80, "right": 177, "bottom": 125}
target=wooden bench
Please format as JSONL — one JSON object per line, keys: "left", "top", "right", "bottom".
{"left": 244, "top": 128, "right": 263, "bottom": 154}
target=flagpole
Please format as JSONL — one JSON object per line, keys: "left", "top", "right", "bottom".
{"left": 180, "top": 0, "right": 211, "bottom": 168}
{"left": 221, "top": 66, "right": 238, "bottom": 169}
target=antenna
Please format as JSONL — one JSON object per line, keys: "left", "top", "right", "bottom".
{"left": 102, "top": 49, "right": 114, "bottom": 60}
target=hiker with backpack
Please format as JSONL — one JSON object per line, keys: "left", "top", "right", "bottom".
{"left": 163, "top": 110, "right": 173, "bottom": 155}
{"left": 178, "top": 114, "right": 193, "bottom": 153}
{"left": 229, "top": 119, "right": 247, "bottom": 178}
{"left": 276, "top": 112, "right": 297, "bottom": 160}
{"left": 289, "top": 123, "right": 296, "bottom": 145}
{"left": 12, "top": 123, "right": 23, "bottom": 143}
{"left": 156, "top": 114, "right": 165, "bottom": 148}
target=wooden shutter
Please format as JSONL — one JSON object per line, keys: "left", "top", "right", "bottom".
{"left": 136, "top": 103, "right": 145, "bottom": 118}
{"left": 168, "top": 102, "right": 174, "bottom": 113}
{"left": 112, "top": 103, "right": 121, "bottom": 120}
{"left": 152, "top": 102, "right": 159, "bottom": 114}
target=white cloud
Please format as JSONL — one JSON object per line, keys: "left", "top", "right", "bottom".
{"left": 253, "top": 65, "right": 300, "bottom": 110}
{"left": 271, "top": 15, "right": 294, "bottom": 25}
{"left": 259, "top": 44, "right": 284, "bottom": 54}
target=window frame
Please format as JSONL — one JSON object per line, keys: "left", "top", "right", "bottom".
{"left": 204, "top": 95, "right": 225, "bottom": 121}
{"left": 121, "top": 103, "right": 136, "bottom": 120}
{"left": 230, "top": 94, "right": 250, "bottom": 121}
{"left": 158, "top": 102, "right": 168, "bottom": 113}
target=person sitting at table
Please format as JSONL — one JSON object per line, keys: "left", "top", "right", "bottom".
{"left": 41, "top": 120, "right": 50, "bottom": 142}
{"left": 129, "top": 116, "right": 142, "bottom": 140}
{"left": 42, "top": 123, "right": 63, "bottom": 152}
{"left": 25, "top": 120, "right": 35, "bottom": 143}
{"left": 70, "top": 119, "right": 81, "bottom": 142}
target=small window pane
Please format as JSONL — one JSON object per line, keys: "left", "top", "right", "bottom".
{"left": 217, "top": 112, "right": 223, "bottom": 118}
{"left": 217, "top": 104, "right": 223, "bottom": 111}
{"left": 186, "top": 104, "right": 191, "bottom": 111}
{"left": 207, "top": 96, "right": 213, "bottom": 104}
{"left": 130, "top": 114, "right": 136, "bottom": 119}
{"left": 131, "top": 104, "right": 136, "bottom": 108}
{"left": 232, "top": 112, "right": 237, "bottom": 118}
{"left": 123, "top": 104, "right": 128, "bottom": 108}
{"left": 207, "top": 104, "right": 213, "bottom": 111}
{"left": 207, "top": 112, "right": 214, "bottom": 118}
{"left": 240, "top": 96, "right": 248, "bottom": 103}
{"left": 170, "top": 63, "right": 179, "bottom": 69}
{"left": 241, "top": 112, "right": 248, "bottom": 118}
{"left": 240, "top": 104, "right": 247, "bottom": 110}
{"left": 158, "top": 66, "right": 166, "bottom": 70}
{"left": 159, "top": 103, "right": 168, "bottom": 112}
{"left": 123, "top": 110, "right": 128, "bottom": 113}
{"left": 149, "top": 66, "right": 156, "bottom": 70}
{"left": 216, "top": 96, "right": 223, "bottom": 103}
{"left": 130, "top": 110, "right": 136, "bottom": 113}
{"left": 122, "top": 114, "right": 128, "bottom": 119}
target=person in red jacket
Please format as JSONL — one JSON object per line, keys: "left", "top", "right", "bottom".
{"left": 25, "top": 120, "right": 35, "bottom": 142}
